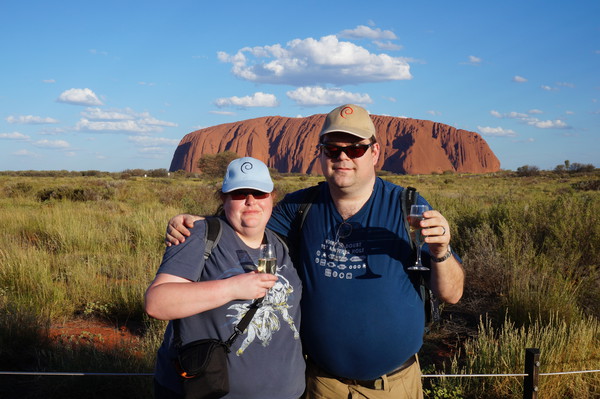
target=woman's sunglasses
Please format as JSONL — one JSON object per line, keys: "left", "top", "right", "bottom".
{"left": 228, "top": 190, "right": 270, "bottom": 201}
{"left": 318, "top": 143, "right": 373, "bottom": 159}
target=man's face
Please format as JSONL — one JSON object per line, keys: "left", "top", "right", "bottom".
{"left": 319, "top": 132, "right": 380, "bottom": 192}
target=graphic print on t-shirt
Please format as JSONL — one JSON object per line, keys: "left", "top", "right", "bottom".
{"left": 226, "top": 263, "right": 300, "bottom": 355}
{"left": 313, "top": 221, "right": 371, "bottom": 280}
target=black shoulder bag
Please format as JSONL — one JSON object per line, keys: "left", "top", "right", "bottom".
{"left": 173, "top": 298, "right": 263, "bottom": 399}
{"left": 172, "top": 217, "right": 263, "bottom": 399}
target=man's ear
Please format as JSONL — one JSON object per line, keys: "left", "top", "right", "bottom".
{"left": 371, "top": 142, "right": 381, "bottom": 165}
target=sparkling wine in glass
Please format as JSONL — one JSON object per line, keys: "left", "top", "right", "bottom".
{"left": 258, "top": 243, "right": 277, "bottom": 274}
{"left": 407, "top": 204, "right": 430, "bottom": 271}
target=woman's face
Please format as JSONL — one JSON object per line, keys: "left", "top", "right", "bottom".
{"left": 222, "top": 189, "right": 273, "bottom": 238}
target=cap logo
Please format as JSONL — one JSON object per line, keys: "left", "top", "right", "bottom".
{"left": 240, "top": 161, "right": 253, "bottom": 174}
{"left": 340, "top": 106, "right": 354, "bottom": 119}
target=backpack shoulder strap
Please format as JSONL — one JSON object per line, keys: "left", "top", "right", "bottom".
{"left": 203, "top": 216, "right": 222, "bottom": 261}
{"left": 295, "top": 182, "right": 323, "bottom": 232}
{"left": 174, "top": 217, "right": 223, "bottom": 348}
{"left": 401, "top": 186, "right": 441, "bottom": 332}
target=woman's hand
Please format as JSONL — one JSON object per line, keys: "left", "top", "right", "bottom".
{"left": 145, "top": 271, "right": 278, "bottom": 320}
{"left": 227, "top": 271, "right": 278, "bottom": 300}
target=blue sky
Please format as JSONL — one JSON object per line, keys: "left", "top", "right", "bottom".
{"left": 1, "top": 0, "right": 598, "bottom": 172}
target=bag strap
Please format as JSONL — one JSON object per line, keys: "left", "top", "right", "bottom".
{"left": 296, "top": 183, "right": 322, "bottom": 231}
{"left": 202, "top": 216, "right": 222, "bottom": 264}
{"left": 173, "top": 217, "right": 261, "bottom": 351}
{"left": 401, "top": 187, "right": 442, "bottom": 332}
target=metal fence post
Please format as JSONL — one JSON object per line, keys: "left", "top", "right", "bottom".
{"left": 523, "top": 348, "right": 540, "bottom": 399}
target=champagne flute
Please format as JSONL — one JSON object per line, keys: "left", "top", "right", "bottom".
{"left": 407, "top": 204, "right": 430, "bottom": 271}
{"left": 258, "top": 243, "right": 277, "bottom": 274}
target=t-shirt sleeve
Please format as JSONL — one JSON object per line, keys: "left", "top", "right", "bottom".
{"left": 268, "top": 191, "right": 304, "bottom": 239}
{"left": 156, "top": 220, "right": 207, "bottom": 281}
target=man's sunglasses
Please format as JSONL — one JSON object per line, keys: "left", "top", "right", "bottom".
{"left": 228, "top": 190, "right": 270, "bottom": 201}
{"left": 318, "top": 143, "right": 373, "bottom": 159}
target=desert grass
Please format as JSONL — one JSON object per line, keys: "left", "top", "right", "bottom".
{"left": 0, "top": 171, "right": 598, "bottom": 398}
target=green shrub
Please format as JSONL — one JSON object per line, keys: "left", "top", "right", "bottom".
{"left": 197, "top": 151, "right": 239, "bottom": 178}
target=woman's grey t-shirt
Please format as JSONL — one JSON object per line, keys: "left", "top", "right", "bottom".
{"left": 153, "top": 219, "right": 305, "bottom": 399}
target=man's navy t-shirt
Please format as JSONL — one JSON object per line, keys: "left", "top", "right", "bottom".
{"left": 269, "top": 178, "right": 430, "bottom": 380}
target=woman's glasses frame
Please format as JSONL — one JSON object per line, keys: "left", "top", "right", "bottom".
{"left": 227, "top": 190, "right": 271, "bottom": 201}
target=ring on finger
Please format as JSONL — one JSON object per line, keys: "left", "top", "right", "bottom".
{"left": 441, "top": 226, "right": 447, "bottom": 236}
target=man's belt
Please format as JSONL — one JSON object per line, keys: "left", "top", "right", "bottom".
{"left": 334, "top": 354, "right": 417, "bottom": 389}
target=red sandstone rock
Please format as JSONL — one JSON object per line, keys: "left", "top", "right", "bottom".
{"left": 169, "top": 114, "right": 500, "bottom": 175}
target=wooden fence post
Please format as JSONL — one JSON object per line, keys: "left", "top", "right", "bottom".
{"left": 523, "top": 348, "right": 540, "bottom": 399}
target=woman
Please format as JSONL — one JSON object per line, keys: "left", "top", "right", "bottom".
{"left": 145, "top": 157, "right": 305, "bottom": 399}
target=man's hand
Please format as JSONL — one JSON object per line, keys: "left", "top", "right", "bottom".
{"left": 420, "top": 210, "right": 451, "bottom": 259}
{"left": 165, "top": 214, "right": 203, "bottom": 246}
{"left": 420, "top": 210, "right": 464, "bottom": 304}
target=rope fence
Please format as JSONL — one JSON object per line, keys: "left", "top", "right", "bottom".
{"left": 1, "top": 348, "right": 599, "bottom": 398}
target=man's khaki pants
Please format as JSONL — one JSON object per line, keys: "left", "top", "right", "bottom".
{"left": 302, "top": 357, "right": 424, "bottom": 399}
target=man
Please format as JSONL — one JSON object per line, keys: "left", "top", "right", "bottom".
{"left": 167, "top": 104, "right": 464, "bottom": 398}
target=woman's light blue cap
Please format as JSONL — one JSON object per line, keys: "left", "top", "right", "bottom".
{"left": 222, "top": 157, "right": 274, "bottom": 193}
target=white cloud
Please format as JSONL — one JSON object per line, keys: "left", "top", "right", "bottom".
{"left": 214, "top": 92, "right": 279, "bottom": 108}
{"left": 477, "top": 126, "right": 517, "bottom": 137}
{"left": 209, "top": 110, "right": 236, "bottom": 115}
{"left": 75, "top": 108, "right": 177, "bottom": 133}
{"left": 491, "top": 110, "right": 528, "bottom": 119}
{"left": 0, "top": 132, "right": 30, "bottom": 140}
{"left": 6, "top": 115, "right": 59, "bottom": 124}
{"left": 76, "top": 118, "right": 163, "bottom": 133}
{"left": 138, "top": 147, "right": 167, "bottom": 154}
{"left": 89, "top": 49, "right": 109, "bottom": 56}
{"left": 541, "top": 85, "right": 557, "bottom": 91}
{"left": 286, "top": 86, "right": 372, "bottom": 106}
{"left": 43, "top": 79, "right": 56, "bottom": 84}
{"left": 468, "top": 55, "right": 482, "bottom": 65}
{"left": 557, "top": 82, "right": 575, "bottom": 88}
{"left": 138, "top": 115, "right": 178, "bottom": 127}
{"left": 529, "top": 119, "right": 567, "bottom": 129}
{"left": 490, "top": 109, "right": 570, "bottom": 129}
{"left": 217, "top": 34, "right": 412, "bottom": 86}
{"left": 13, "top": 149, "right": 39, "bottom": 157}
{"left": 427, "top": 110, "right": 442, "bottom": 116}
{"left": 373, "top": 41, "right": 403, "bottom": 51}
{"left": 128, "top": 136, "right": 180, "bottom": 146}
{"left": 528, "top": 109, "right": 543, "bottom": 114}
{"left": 57, "top": 88, "right": 103, "bottom": 106}
{"left": 82, "top": 107, "right": 135, "bottom": 120}
{"left": 39, "top": 127, "right": 68, "bottom": 135}
{"left": 513, "top": 75, "right": 527, "bottom": 83}
{"left": 32, "top": 139, "right": 70, "bottom": 149}
{"left": 338, "top": 25, "right": 397, "bottom": 40}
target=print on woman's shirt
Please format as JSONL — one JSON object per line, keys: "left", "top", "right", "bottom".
{"left": 226, "top": 263, "right": 300, "bottom": 355}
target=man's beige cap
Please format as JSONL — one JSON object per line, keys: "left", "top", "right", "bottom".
{"left": 319, "top": 104, "right": 376, "bottom": 139}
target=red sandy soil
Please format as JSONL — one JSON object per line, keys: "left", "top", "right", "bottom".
{"left": 49, "top": 319, "right": 143, "bottom": 353}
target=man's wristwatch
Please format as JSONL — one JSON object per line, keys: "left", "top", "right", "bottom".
{"left": 430, "top": 246, "right": 453, "bottom": 262}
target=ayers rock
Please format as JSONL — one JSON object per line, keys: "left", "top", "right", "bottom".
{"left": 169, "top": 113, "right": 500, "bottom": 175}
